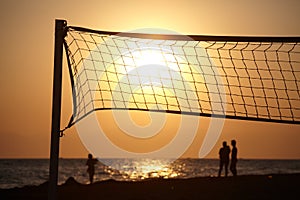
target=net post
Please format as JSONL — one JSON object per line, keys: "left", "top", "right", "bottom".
{"left": 48, "top": 19, "right": 67, "bottom": 200}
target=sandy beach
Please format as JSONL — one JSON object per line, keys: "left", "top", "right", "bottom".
{"left": 1, "top": 173, "right": 299, "bottom": 200}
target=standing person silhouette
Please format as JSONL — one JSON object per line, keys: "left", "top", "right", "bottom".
{"left": 86, "top": 153, "right": 98, "bottom": 184}
{"left": 230, "top": 139, "right": 238, "bottom": 176}
{"left": 218, "top": 141, "right": 230, "bottom": 177}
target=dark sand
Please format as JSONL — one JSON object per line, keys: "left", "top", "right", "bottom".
{"left": 1, "top": 174, "right": 299, "bottom": 200}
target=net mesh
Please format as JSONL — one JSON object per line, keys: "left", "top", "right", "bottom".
{"left": 64, "top": 26, "right": 300, "bottom": 125}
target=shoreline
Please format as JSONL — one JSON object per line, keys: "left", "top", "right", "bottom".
{"left": 1, "top": 173, "right": 300, "bottom": 200}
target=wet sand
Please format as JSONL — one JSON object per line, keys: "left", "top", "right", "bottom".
{"left": 1, "top": 174, "right": 299, "bottom": 200}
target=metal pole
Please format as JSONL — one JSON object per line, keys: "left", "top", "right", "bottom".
{"left": 48, "top": 19, "right": 67, "bottom": 200}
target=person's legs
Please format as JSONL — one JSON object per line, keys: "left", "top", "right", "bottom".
{"left": 89, "top": 172, "right": 94, "bottom": 184}
{"left": 230, "top": 160, "right": 237, "bottom": 176}
{"left": 218, "top": 161, "right": 224, "bottom": 177}
{"left": 224, "top": 161, "right": 229, "bottom": 177}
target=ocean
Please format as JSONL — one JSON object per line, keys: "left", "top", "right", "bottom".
{"left": 1, "top": 158, "right": 300, "bottom": 189}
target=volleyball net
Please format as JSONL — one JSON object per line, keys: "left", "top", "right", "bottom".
{"left": 63, "top": 26, "right": 300, "bottom": 125}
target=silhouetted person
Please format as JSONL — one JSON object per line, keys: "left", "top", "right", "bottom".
{"left": 218, "top": 141, "right": 230, "bottom": 177}
{"left": 86, "top": 153, "right": 97, "bottom": 184}
{"left": 230, "top": 139, "right": 238, "bottom": 176}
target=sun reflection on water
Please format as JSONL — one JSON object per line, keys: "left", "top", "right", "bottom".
{"left": 113, "top": 158, "right": 181, "bottom": 180}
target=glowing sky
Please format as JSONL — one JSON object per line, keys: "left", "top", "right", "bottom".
{"left": 0, "top": 0, "right": 299, "bottom": 158}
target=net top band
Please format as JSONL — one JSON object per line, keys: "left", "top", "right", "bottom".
{"left": 67, "top": 26, "right": 300, "bottom": 42}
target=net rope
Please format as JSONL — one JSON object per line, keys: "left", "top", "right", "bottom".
{"left": 63, "top": 26, "right": 300, "bottom": 126}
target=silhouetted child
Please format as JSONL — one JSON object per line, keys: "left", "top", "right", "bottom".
{"left": 218, "top": 141, "right": 230, "bottom": 177}
{"left": 86, "top": 153, "right": 98, "bottom": 184}
{"left": 230, "top": 139, "right": 238, "bottom": 176}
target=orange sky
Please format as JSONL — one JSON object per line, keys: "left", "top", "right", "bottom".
{"left": 0, "top": 0, "right": 299, "bottom": 159}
